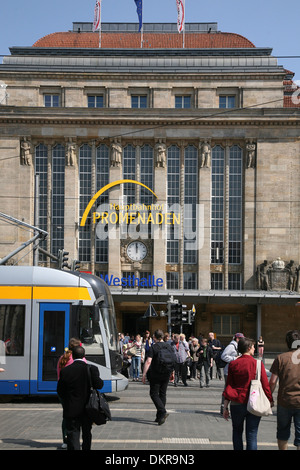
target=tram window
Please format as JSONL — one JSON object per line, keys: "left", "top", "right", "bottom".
{"left": 0, "top": 305, "right": 25, "bottom": 356}
{"left": 101, "top": 307, "right": 118, "bottom": 351}
{"left": 79, "top": 306, "right": 104, "bottom": 356}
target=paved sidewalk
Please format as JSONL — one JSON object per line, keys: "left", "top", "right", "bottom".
{"left": 0, "top": 365, "right": 294, "bottom": 452}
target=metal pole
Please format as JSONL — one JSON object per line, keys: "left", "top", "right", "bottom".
{"left": 33, "top": 174, "right": 40, "bottom": 266}
{"left": 257, "top": 304, "right": 262, "bottom": 342}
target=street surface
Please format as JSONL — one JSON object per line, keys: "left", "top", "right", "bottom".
{"left": 0, "top": 361, "right": 295, "bottom": 454}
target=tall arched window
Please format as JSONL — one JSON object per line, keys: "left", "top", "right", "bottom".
{"left": 52, "top": 144, "right": 65, "bottom": 257}
{"left": 35, "top": 144, "right": 48, "bottom": 261}
{"left": 79, "top": 144, "right": 92, "bottom": 262}
{"left": 95, "top": 144, "right": 109, "bottom": 263}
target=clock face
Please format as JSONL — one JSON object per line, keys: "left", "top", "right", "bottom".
{"left": 126, "top": 241, "right": 147, "bottom": 261}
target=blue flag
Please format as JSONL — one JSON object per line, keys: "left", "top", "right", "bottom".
{"left": 134, "top": 0, "right": 143, "bottom": 32}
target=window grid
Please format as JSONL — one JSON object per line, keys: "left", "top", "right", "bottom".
{"left": 229, "top": 145, "right": 243, "bottom": 265}
{"left": 35, "top": 144, "right": 48, "bottom": 261}
{"left": 175, "top": 95, "right": 191, "bottom": 109}
{"left": 183, "top": 272, "right": 197, "bottom": 290}
{"left": 122, "top": 271, "right": 136, "bottom": 288}
{"left": 139, "top": 271, "right": 152, "bottom": 289}
{"left": 211, "top": 145, "right": 225, "bottom": 264}
{"left": 96, "top": 144, "right": 109, "bottom": 263}
{"left": 140, "top": 145, "right": 154, "bottom": 205}
{"left": 51, "top": 144, "right": 65, "bottom": 256}
{"left": 44, "top": 94, "right": 60, "bottom": 107}
{"left": 123, "top": 145, "right": 136, "bottom": 205}
{"left": 228, "top": 273, "right": 242, "bottom": 290}
{"left": 211, "top": 273, "right": 223, "bottom": 290}
{"left": 131, "top": 95, "right": 147, "bottom": 108}
{"left": 219, "top": 95, "right": 236, "bottom": 109}
{"left": 213, "top": 314, "right": 240, "bottom": 336}
{"left": 167, "top": 145, "right": 180, "bottom": 264}
{"left": 184, "top": 145, "right": 198, "bottom": 264}
{"left": 166, "top": 272, "right": 179, "bottom": 290}
{"left": 79, "top": 144, "right": 92, "bottom": 262}
{"left": 88, "top": 95, "right": 104, "bottom": 108}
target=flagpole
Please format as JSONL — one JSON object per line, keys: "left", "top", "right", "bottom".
{"left": 99, "top": 1, "right": 102, "bottom": 48}
{"left": 140, "top": 1, "right": 143, "bottom": 48}
{"left": 141, "top": 24, "right": 143, "bottom": 48}
{"left": 183, "top": 0, "right": 185, "bottom": 49}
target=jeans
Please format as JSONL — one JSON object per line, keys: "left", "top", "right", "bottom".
{"left": 230, "top": 403, "right": 261, "bottom": 450}
{"left": 131, "top": 356, "right": 141, "bottom": 379}
{"left": 199, "top": 360, "right": 210, "bottom": 387}
{"left": 277, "top": 405, "right": 300, "bottom": 446}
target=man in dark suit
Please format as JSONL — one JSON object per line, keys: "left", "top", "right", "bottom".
{"left": 57, "top": 345, "right": 103, "bottom": 450}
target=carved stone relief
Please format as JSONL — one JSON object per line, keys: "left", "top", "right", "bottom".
{"left": 257, "top": 258, "right": 300, "bottom": 291}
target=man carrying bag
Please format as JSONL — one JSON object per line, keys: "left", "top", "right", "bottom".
{"left": 57, "top": 345, "right": 103, "bottom": 450}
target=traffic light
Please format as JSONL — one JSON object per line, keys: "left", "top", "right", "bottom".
{"left": 71, "top": 259, "right": 80, "bottom": 271}
{"left": 58, "top": 249, "right": 69, "bottom": 270}
{"left": 188, "top": 305, "right": 196, "bottom": 324}
{"left": 167, "top": 300, "right": 182, "bottom": 326}
{"left": 181, "top": 304, "right": 188, "bottom": 323}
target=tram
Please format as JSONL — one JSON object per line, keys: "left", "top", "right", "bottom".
{"left": 0, "top": 266, "right": 128, "bottom": 395}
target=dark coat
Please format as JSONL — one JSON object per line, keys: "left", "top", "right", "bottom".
{"left": 57, "top": 360, "right": 103, "bottom": 419}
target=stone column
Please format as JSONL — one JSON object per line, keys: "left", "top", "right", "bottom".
{"left": 153, "top": 139, "right": 167, "bottom": 290}
{"left": 64, "top": 138, "right": 78, "bottom": 264}
{"left": 198, "top": 140, "right": 211, "bottom": 289}
{"left": 244, "top": 140, "right": 256, "bottom": 288}
{"left": 108, "top": 139, "right": 122, "bottom": 280}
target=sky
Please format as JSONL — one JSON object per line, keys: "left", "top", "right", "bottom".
{"left": 0, "top": 0, "right": 299, "bottom": 80}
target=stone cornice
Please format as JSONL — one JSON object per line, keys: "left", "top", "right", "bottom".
{"left": 0, "top": 107, "right": 299, "bottom": 128}
{"left": 0, "top": 71, "right": 286, "bottom": 82}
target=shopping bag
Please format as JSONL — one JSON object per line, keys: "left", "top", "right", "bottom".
{"left": 247, "top": 360, "right": 272, "bottom": 417}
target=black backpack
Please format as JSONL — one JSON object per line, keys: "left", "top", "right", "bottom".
{"left": 215, "top": 346, "right": 227, "bottom": 368}
{"left": 153, "top": 343, "right": 176, "bottom": 376}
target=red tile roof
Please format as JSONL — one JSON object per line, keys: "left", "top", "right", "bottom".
{"left": 33, "top": 31, "right": 255, "bottom": 49}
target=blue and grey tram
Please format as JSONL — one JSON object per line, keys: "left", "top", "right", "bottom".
{"left": 0, "top": 266, "right": 128, "bottom": 395}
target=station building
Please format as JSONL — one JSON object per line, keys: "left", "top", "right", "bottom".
{"left": 0, "top": 22, "right": 300, "bottom": 351}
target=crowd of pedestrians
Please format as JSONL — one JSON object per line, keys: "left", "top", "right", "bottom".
{"left": 119, "top": 330, "right": 223, "bottom": 386}
{"left": 55, "top": 328, "right": 300, "bottom": 451}
{"left": 118, "top": 328, "right": 300, "bottom": 451}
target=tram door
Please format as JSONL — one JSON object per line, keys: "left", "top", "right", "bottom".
{"left": 38, "top": 303, "right": 70, "bottom": 391}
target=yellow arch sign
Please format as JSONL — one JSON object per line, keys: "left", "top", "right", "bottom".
{"left": 80, "top": 179, "right": 157, "bottom": 227}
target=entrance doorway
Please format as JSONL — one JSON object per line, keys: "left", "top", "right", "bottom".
{"left": 122, "top": 313, "right": 149, "bottom": 338}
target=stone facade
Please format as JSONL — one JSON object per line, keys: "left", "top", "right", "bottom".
{"left": 0, "top": 23, "right": 300, "bottom": 350}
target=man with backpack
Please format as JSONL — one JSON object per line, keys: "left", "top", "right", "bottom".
{"left": 142, "top": 329, "right": 176, "bottom": 425}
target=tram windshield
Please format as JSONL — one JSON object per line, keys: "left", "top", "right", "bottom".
{"left": 78, "top": 305, "right": 118, "bottom": 356}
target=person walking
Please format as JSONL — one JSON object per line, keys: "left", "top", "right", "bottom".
{"left": 269, "top": 330, "right": 300, "bottom": 450}
{"left": 142, "top": 331, "right": 152, "bottom": 372}
{"left": 142, "top": 329, "right": 176, "bottom": 425}
{"left": 197, "top": 338, "right": 213, "bottom": 388}
{"left": 189, "top": 338, "right": 199, "bottom": 380}
{"left": 220, "top": 332, "right": 244, "bottom": 415}
{"left": 131, "top": 334, "right": 143, "bottom": 381}
{"left": 223, "top": 337, "right": 273, "bottom": 450}
{"left": 57, "top": 345, "right": 103, "bottom": 450}
{"left": 57, "top": 337, "right": 86, "bottom": 448}
{"left": 208, "top": 332, "right": 222, "bottom": 380}
{"left": 172, "top": 334, "right": 190, "bottom": 386}
{"left": 257, "top": 336, "right": 265, "bottom": 361}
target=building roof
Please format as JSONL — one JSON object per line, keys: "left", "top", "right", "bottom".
{"left": 33, "top": 31, "right": 256, "bottom": 49}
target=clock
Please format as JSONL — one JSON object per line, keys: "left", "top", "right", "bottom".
{"left": 126, "top": 241, "right": 147, "bottom": 261}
